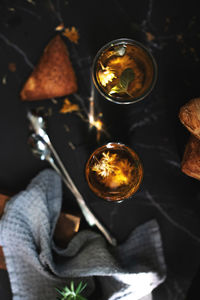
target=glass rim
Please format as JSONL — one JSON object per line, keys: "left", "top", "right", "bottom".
{"left": 92, "top": 38, "right": 158, "bottom": 105}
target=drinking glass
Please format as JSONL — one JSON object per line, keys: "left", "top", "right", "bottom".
{"left": 85, "top": 142, "right": 143, "bottom": 202}
{"left": 92, "top": 38, "right": 157, "bottom": 104}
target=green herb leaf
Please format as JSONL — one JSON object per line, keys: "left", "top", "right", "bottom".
{"left": 63, "top": 287, "right": 71, "bottom": 293}
{"left": 70, "top": 281, "right": 75, "bottom": 293}
{"left": 75, "top": 282, "right": 87, "bottom": 294}
{"left": 56, "top": 281, "right": 88, "bottom": 300}
{"left": 109, "top": 68, "right": 134, "bottom": 95}
{"left": 120, "top": 68, "right": 135, "bottom": 89}
{"left": 109, "top": 84, "right": 125, "bottom": 95}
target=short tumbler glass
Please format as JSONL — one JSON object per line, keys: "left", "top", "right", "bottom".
{"left": 85, "top": 142, "right": 143, "bottom": 202}
{"left": 92, "top": 38, "right": 157, "bottom": 104}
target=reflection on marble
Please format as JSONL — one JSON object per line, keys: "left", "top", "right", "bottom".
{"left": 0, "top": 33, "right": 34, "bottom": 69}
{"left": 144, "top": 189, "right": 200, "bottom": 243}
{"left": 129, "top": 110, "right": 165, "bottom": 131}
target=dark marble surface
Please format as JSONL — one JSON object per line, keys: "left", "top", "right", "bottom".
{"left": 0, "top": 0, "right": 200, "bottom": 299}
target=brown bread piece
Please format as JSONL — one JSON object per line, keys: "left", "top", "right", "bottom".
{"left": 20, "top": 35, "right": 77, "bottom": 101}
{"left": 179, "top": 97, "right": 200, "bottom": 140}
{"left": 0, "top": 191, "right": 80, "bottom": 267}
{"left": 0, "top": 211, "right": 81, "bottom": 270}
{"left": 53, "top": 212, "right": 81, "bottom": 248}
{"left": 0, "top": 193, "right": 9, "bottom": 218}
{"left": 0, "top": 247, "right": 6, "bottom": 270}
{"left": 181, "top": 135, "right": 200, "bottom": 180}
{"left": 0, "top": 193, "right": 10, "bottom": 270}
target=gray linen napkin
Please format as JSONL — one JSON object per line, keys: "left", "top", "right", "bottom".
{"left": 0, "top": 169, "right": 166, "bottom": 300}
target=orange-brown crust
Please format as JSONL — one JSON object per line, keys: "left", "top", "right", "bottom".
{"left": 0, "top": 193, "right": 9, "bottom": 218}
{"left": 0, "top": 247, "right": 6, "bottom": 270}
{"left": 20, "top": 35, "right": 77, "bottom": 101}
{"left": 181, "top": 135, "right": 200, "bottom": 180}
{"left": 0, "top": 193, "right": 10, "bottom": 270}
{"left": 179, "top": 97, "right": 200, "bottom": 140}
{"left": 53, "top": 213, "right": 80, "bottom": 248}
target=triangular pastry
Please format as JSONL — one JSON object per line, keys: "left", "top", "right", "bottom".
{"left": 20, "top": 34, "right": 77, "bottom": 101}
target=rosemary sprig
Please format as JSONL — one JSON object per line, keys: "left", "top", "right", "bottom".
{"left": 56, "top": 281, "right": 88, "bottom": 300}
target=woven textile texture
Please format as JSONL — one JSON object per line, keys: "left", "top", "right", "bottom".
{"left": 0, "top": 169, "right": 166, "bottom": 300}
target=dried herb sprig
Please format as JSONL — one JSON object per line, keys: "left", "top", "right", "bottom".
{"left": 56, "top": 281, "right": 88, "bottom": 300}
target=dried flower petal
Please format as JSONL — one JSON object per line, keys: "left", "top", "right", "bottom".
{"left": 98, "top": 69, "right": 116, "bottom": 87}
{"left": 60, "top": 98, "right": 79, "bottom": 114}
{"left": 92, "top": 151, "right": 134, "bottom": 188}
{"left": 92, "top": 152, "right": 117, "bottom": 177}
{"left": 62, "top": 26, "right": 79, "bottom": 44}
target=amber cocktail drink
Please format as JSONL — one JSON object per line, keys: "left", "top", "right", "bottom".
{"left": 85, "top": 143, "right": 143, "bottom": 201}
{"left": 92, "top": 38, "right": 157, "bottom": 104}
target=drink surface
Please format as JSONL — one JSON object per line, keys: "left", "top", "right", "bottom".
{"left": 85, "top": 143, "right": 143, "bottom": 201}
{"left": 94, "top": 42, "right": 156, "bottom": 103}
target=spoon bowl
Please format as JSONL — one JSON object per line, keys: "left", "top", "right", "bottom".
{"left": 28, "top": 133, "right": 51, "bottom": 161}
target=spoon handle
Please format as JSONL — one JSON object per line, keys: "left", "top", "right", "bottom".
{"left": 48, "top": 142, "right": 117, "bottom": 246}
{"left": 50, "top": 154, "right": 96, "bottom": 226}
{"left": 48, "top": 157, "right": 73, "bottom": 192}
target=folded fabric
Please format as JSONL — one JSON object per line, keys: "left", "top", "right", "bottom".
{"left": 0, "top": 169, "right": 166, "bottom": 300}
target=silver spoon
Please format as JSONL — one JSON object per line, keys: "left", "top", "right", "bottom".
{"left": 27, "top": 110, "right": 79, "bottom": 189}
{"left": 28, "top": 134, "right": 72, "bottom": 191}
{"left": 28, "top": 132, "right": 117, "bottom": 246}
{"left": 28, "top": 133, "right": 94, "bottom": 223}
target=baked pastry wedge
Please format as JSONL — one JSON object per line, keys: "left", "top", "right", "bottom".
{"left": 20, "top": 34, "right": 77, "bottom": 101}
{"left": 181, "top": 135, "right": 200, "bottom": 181}
{"left": 179, "top": 97, "right": 200, "bottom": 140}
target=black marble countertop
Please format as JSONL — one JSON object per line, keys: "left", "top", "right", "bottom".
{"left": 0, "top": 0, "right": 200, "bottom": 299}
